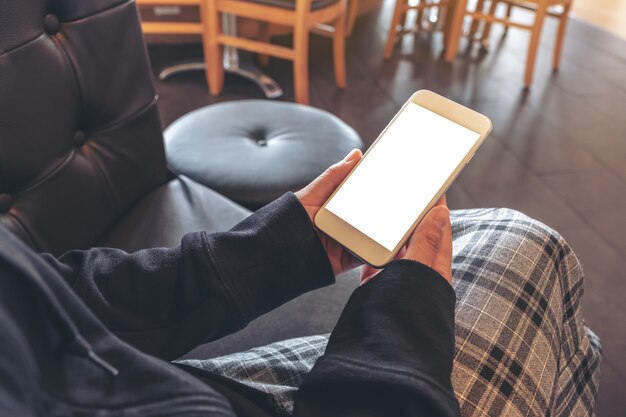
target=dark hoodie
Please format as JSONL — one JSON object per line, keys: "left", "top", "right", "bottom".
{"left": 0, "top": 193, "right": 459, "bottom": 417}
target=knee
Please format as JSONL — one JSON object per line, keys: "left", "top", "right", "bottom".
{"left": 451, "top": 208, "right": 584, "bottom": 312}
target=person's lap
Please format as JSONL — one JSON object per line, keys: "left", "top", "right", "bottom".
{"left": 447, "top": 208, "right": 600, "bottom": 417}
{"left": 177, "top": 208, "right": 601, "bottom": 417}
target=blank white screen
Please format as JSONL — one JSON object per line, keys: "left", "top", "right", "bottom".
{"left": 326, "top": 102, "right": 481, "bottom": 251}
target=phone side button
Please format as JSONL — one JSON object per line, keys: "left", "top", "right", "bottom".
{"left": 465, "top": 153, "right": 476, "bottom": 165}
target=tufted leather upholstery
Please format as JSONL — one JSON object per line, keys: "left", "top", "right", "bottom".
{"left": 0, "top": 0, "right": 252, "bottom": 255}
{"left": 0, "top": 0, "right": 360, "bottom": 356}
{"left": 0, "top": 0, "right": 164, "bottom": 254}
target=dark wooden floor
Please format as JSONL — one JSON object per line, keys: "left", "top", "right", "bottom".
{"left": 147, "top": 4, "right": 626, "bottom": 415}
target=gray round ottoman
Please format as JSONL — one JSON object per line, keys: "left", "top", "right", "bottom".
{"left": 164, "top": 100, "right": 363, "bottom": 207}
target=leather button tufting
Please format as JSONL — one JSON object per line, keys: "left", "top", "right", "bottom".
{"left": 249, "top": 129, "right": 268, "bottom": 146}
{"left": 44, "top": 14, "right": 61, "bottom": 35}
{"left": 0, "top": 194, "right": 12, "bottom": 213}
{"left": 74, "top": 131, "right": 86, "bottom": 146}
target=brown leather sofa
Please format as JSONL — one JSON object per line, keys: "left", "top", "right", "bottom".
{"left": 0, "top": 0, "right": 359, "bottom": 358}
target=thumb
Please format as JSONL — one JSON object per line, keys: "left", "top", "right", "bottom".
{"left": 324, "top": 148, "right": 362, "bottom": 187}
{"left": 297, "top": 149, "right": 362, "bottom": 201}
{"left": 403, "top": 205, "right": 453, "bottom": 284}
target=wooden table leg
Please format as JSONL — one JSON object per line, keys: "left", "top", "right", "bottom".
{"left": 443, "top": 0, "right": 466, "bottom": 62}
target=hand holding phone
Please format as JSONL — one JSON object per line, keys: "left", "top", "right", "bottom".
{"left": 296, "top": 149, "right": 364, "bottom": 276}
{"left": 297, "top": 147, "right": 453, "bottom": 282}
{"left": 360, "top": 195, "right": 453, "bottom": 285}
{"left": 314, "top": 90, "right": 492, "bottom": 267}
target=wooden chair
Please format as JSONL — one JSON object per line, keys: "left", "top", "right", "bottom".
{"left": 205, "top": 0, "right": 348, "bottom": 104}
{"left": 469, "top": 0, "right": 514, "bottom": 42}
{"left": 135, "top": 0, "right": 213, "bottom": 88}
{"left": 136, "top": 0, "right": 207, "bottom": 35}
{"left": 444, "top": 0, "right": 573, "bottom": 88}
{"left": 384, "top": 0, "right": 450, "bottom": 59}
{"left": 346, "top": 0, "right": 360, "bottom": 35}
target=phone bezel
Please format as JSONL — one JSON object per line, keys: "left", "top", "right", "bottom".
{"left": 314, "top": 90, "right": 492, "bottom": 267}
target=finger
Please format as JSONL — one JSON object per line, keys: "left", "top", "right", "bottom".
{"left": 320, "top": 149, "right": 362, "bottom": 190}
{"left": 340, "top": 245, "right": 362, "bottom": 272}
{"left": 394, "top": 245, "right": 407, "bottom": 260}
{"left": 403, "top": 205, "right": 452, "bottom": 284}
{"left": 431, "top": 213, "right": 453, "bottom": 285}
{"left": 297, "top": 149, "right": 362, "bottom": 200}
{"left": 360, "top": 264, "right": 382, "bottom": 285}
{"left": 436, "top": 194, "right": 447, "bottom": 207}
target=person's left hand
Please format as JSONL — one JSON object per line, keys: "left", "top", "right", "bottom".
{"left": 359, "top": 195, "right": 452, "bottom": 286}
{"left": 295, "top": 149, "right": 363, "bottom": 276}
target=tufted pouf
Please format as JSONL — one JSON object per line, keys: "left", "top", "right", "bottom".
{"left": 164, "top": 100, "right": 363, "bottom": 207}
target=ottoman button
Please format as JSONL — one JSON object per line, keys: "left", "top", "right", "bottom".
{"left": 248, "top": 129, "right": 268, "bottom": 146}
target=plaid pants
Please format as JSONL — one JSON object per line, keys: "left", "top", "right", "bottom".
{"left": 178, "top": 209, "right": 602, "bottom": 417}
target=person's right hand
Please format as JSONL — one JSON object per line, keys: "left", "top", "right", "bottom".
{"left": 360, "top": 196, "right": 453, "bottom": 286}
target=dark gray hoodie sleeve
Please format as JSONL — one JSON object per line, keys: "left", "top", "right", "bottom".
{"left": 294, "top": 261, "right": 460, "bottom": 417}
{"left": 42, "top": 193, "right": 335, "bottom": 360}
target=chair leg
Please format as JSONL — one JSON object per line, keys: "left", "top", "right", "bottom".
{"left": 433, "top": 5, "right": 443, "bottom": 28}
{"left": 204, "top": 0, "right": 224, "bottom": 95}
{"left": 480, "top": 0, "right": 500, "bottom": 45}
{"left": 503, "top": 1, "right": 512, "bottom": 35}
{"left": 444, "top": 0, "right": 467, "bottom": 62}
{"left": 384, "top": 0, "right": 406, "bottom": 59}
{"left": 400, "top": 6, "right": 409, "bottom": 32}
{"left": 468, "top": 0, "right": 485, "bottom": 40}
{"left": 257, "top": 22, "right": 271, "bottom": 67}
{"left": 416, "top": 2, "right": 425, "bottom": 30}
{"left": 346, "top": 0, "right": 359, "bottom": 35}
{"left": 334, "top": 12, "right": 347, "bottom": 88}
{"left": 553, "top": 1, "right": 571, "bottom": 71}
{"left": 524, "top": 2, "right": 547, "bottom": 88}
{"left": 293, "top": 23, "right": 310, "bottom": 104}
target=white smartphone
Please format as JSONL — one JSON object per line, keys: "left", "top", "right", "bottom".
{"left": 314, "top": 90, "right": 492, "bottom": 267}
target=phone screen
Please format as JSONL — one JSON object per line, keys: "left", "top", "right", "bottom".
{"left": 325, "top": 102, "right": 481, "bottom": 251}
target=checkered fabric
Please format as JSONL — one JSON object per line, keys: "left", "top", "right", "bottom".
{"left": 177, "top": 208, "right": 602, "bottom": 417}
{"left": 447, "top": 208, "right": 601, "bottom": 417}
{"left": 179, "top": 335, "right": 328, "bottom": 415}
